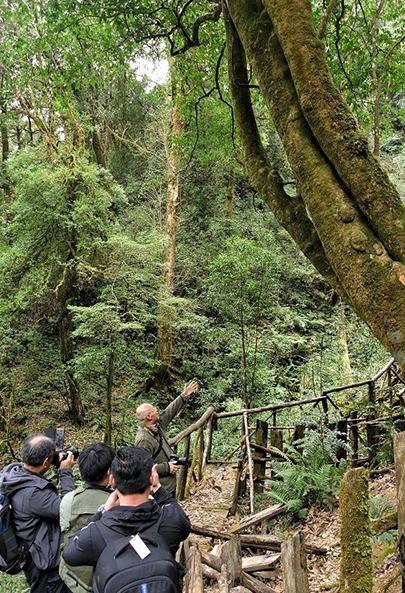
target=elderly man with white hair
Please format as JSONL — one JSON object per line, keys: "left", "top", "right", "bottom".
{"left": 134, "top": 380, "right": 199, "bottom": 495}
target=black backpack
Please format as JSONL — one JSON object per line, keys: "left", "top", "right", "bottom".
{"left": 0, "top": 475, "right": 26, "bottom": 574}
{"left": 93, "top": 514, "right": 180, "bottom": 593}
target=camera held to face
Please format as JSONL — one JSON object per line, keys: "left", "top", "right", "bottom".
{"left": 169, "top": 454, "right": 187, "bottom": 466}
{"left": 52, "top": 445, "right": 79, "bottom": 467}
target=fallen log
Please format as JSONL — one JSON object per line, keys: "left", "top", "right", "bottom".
{"left": 241, "top": 572, "right": 277, "bottom": 593}
{"left": 191, "top": 526, "right": 327, "bottom": 555}
{"left": 372, "top": 511, "right": 398, "bottom": 535}
{"left": 203, "top": 564, "right": 221, "bottom": 581}
{"left": 200, "top": 548, "right": 223, "bottom": 572}
{"left": 230, "top": 504, "right": 287, "bottom": 534}
{"left": 240, "top": 534, "right": 327, "bottom": 556}
{"left": 242, "top": 554, "right": 280, "bottom": 573}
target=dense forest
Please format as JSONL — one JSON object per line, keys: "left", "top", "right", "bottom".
{"left": 0, "top": 0, "right": 404, "bottom": 591}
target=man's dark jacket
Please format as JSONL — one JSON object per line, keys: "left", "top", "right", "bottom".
{"left": 134, "top": 394, "right": 186, "bottom": 493}
{"left": 63, "top": 487, "right": 190, "bottom": 567}
{"left": 0, "top": 462, "right": 75, "bottom": 570}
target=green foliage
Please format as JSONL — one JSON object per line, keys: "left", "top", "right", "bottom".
{"left": 0, "top": 574, "right": 27, "bottom": 593}
{"left": 369, "top": 495, "right": 395, "bottom": 520}
{"left": 268, "top": 420, "right": 348, "bottom": 517}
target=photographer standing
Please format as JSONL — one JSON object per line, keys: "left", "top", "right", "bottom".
{"left": 0, "top": 433, "right": 75, "bottom": 593}
{"left": 134, "top": 380, "right": 198, "bottom": 495}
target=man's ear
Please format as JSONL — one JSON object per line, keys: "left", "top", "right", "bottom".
{"left": 42, "top": 456, "right": 52, "bottom": 472}
{"left": 110, "top": 475, "right": 117, "bottom": 489}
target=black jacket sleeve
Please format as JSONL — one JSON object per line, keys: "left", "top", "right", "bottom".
{"left": 63, "top": 519, "right": 104, "bottom": 566}
{"left": 155, "top": 488, "right": 191, "bottom": 554}
{"left": 59, "top": 468, "right": 75, "bottom": 497}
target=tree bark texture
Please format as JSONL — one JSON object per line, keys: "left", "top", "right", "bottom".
{"left": 339, "top": 468, "right": 373, "bottom": 593}
{"left": 104, "top": 349, "right": 115, "bottom": 445}
{"left": 157, "top": 68, "right": 184, "bottom": 371}
{"left": 281, "top": 532, "right": 310, "bottom": 593}
{"left": 226, "top": 0, "right": 405, "bottom": 371}
{"left": 264, "top": 0, "right": 405, "bottom": 264}
{"left": 394, "top": 432, "right": 405, "bottom": 591}
{"left": 223, "top": 3, "right": 343, "bottom": 294}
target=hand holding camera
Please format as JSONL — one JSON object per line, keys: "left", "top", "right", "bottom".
{"left": 53, "top": 445, "right": 79, "bottom": 469}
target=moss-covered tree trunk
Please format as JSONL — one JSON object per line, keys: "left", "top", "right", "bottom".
{"left": 157, "top": 65, "right": 184, "bottom": 376}
{"left": 226, "top": 0, "right": 405, "bottom": 372}
{"left": 339, "top": 468, "right": 373, "bottom": 593}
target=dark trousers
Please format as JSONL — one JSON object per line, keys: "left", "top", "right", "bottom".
{"left": 25, "top": 559, "right": 71, "bottom": 593}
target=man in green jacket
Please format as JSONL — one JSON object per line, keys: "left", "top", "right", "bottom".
{"left": 134, "top": 380, "right": 198, "bottom": 495}
{"left": 59, "top": 443, "right": 114, "bottom": 593}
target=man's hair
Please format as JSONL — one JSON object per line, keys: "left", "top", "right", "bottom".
{"left": 21, "top": 434, "right": 55, "bottom": 466}
{"left": 136, "top": 403, "right": 155, "bottom": 422}
{"left": 111, "top": 447, "right": 153, "bottom": 495}
{"left": 78, "top": 443, "right": 115, "bottom": 484}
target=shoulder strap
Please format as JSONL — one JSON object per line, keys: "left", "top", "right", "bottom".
{"left": 152, "top": 429, "right": 164, "bottom": 461}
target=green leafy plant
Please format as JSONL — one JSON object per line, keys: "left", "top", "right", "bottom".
{"left": 267, "top": 420, "right": 348, "bottom": 517}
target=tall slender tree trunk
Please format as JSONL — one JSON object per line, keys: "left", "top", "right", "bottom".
{"left": 1, "top": 120, "right": 9, "bottom": 163}
{"left": 104, "top": 349, "right": 115, "bottom": 445}
{"left": 157, "top": 68, "right": 184, "bottom": 374}
{"left": 338, "top": 302, "right": 353, "bottom": 384}
{"left": 59, "top": 312, "right": 85, "bottom": 423}
{"left": 226, "top": 169, "right": 234, "bottom": 219}
{"left": 0, "top": 97, "right": 9, "bottom": 163}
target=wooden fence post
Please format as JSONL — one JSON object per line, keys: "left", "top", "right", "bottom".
{"left": 202, "top": 414, "right": 214, "bottom": 471}
{"left": 196, "top": 426, "right": 204, "bottom": 482}
{"left": 177, "top": 434, "right": 190, "bottom": 500}
{"left": 229, "top": 445, "right": 246, "bottom": 516}
{"left": 243, "top": 412, "right": 255, "bottom": 514}
{"left": 339, "top": 468, "right": 373, "bottom": 593}
{"left": 281, "top": 532, "right": 309, "bottom": 593}
{"left": 349, "top": 412, "right": 359, "bottom": 464}
{"left": 366, "top": 381, "right": 379, "bottom": 463}
{"left": 271, "top": 428, "right": 284, "bottom": 452}
{"left": 221, "top": 535, "right": 242, "bottom": 586}
{"left": 253, "top": 420, "right": 268, "bottom": 493}
{"left": 336, "top": 419, "right": 348, "bottom": 462}
{"left": 187, "top": 543, "right": 204, "bottom": 593}
{"left": 394, "top": 432, "right": 405, "bottom": 592}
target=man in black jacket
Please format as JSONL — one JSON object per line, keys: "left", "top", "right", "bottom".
{"left": 1, "top": 433, "right": 75, "bottom": 593}
{"left": 63, "top": 447, "right": 190, "bottom": 588}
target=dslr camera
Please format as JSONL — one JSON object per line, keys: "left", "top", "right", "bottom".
{"left": 45, "top": 427, "right": 80, "bottom": 468}
{"left": 169, "top": 454, "right": 187, "bottom": 466}
{"left": 52, "top": 445, "right": 79, "bottom": 468}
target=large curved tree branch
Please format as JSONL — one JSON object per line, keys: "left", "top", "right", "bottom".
{"left": 223, "top": 2, "right": 343, "bottom": 293}
{"left": 226, "top": 0, "right": 405, "bottom": 369}
{"left": 263, "top": 0, "right": 405, "bottom": 264}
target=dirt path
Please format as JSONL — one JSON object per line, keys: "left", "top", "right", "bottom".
{"left": 181, "top": 466, "right": 401, "bottom": 593}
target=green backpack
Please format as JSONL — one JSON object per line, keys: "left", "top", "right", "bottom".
{"left": 59, "top": 486, "right": 110, "bottom": 593}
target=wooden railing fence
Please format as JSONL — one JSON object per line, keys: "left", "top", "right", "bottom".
{"left": 171, "top": 359, "right": 404, "bottom": 511}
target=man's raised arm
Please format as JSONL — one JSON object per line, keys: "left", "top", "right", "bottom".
{"left": 159, "top": 380, "right": 199, "bottom": 430}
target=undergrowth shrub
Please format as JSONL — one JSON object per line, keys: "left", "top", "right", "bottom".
{"left": 267, "top": 418, "right": 349, "bottom": 518}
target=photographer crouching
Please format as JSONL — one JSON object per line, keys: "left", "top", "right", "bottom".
{"left": 0, "top": 433, "right": 76, "bottom": 593}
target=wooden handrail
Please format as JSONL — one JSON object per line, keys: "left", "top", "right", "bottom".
{"left": 372, "top": 358, "right": 395, "bottom": 382}
{"left": 169, "top": 406, "right": 215, "bottom": 446}
{"left": 215, "top": 396, "right": 326, "bottom": 419}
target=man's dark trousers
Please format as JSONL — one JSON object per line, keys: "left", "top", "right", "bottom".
{"left": 25, "top": 559, "right": 71, "bottom": 593}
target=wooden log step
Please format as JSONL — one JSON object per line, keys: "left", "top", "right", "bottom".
{"left": 230, "top": 504, "right": 287, "bottom": 533}
{"left": 242, "top": 554, "right": 281, "bottom": 572}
